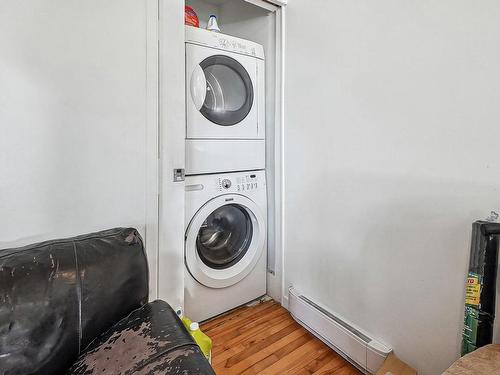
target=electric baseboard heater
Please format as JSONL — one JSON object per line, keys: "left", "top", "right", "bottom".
{"left": 288, "top": 287, "right": 391, "bottom": 374}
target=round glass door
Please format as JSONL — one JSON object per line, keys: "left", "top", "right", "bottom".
{"left": 199, "top": 55, "right": 254, "bottom": 126}
{"left": 196, "top": 204, "right": 253, "bottom": 269}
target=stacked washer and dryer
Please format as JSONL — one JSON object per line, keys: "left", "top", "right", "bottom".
{"left": 184, "top": 26, "right": 268, "bottom": 322}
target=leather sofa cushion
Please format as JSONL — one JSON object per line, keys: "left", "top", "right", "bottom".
{"left": 67, "top": 300, "right": 215, "bottom": 375}
{"left": 0, "top": 228, "right": 148, "bottom": 375}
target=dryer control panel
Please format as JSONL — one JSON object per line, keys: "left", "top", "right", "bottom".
{"left": 216, "top": 36, "right": 258, "bottom": 57}
{"left": 216, "top": 172, "right": 263, "bottom": 193}
{"left": 185, "top": 26, "right": 265, "bottom": 60}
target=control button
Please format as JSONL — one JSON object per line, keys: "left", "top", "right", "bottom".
{"left": 222, "top": 179, "right": 232, "bottom": 189}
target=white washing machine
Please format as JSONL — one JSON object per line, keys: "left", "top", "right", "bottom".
{"left": 184, "top": 170, "right": 267, "bottom": 322}
{"left": 185, "top": 26, "right": 266, "bottom": 175}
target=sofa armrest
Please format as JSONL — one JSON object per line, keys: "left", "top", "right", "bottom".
{"left": 67, "top": 300, "right": 215, "bottom": 375}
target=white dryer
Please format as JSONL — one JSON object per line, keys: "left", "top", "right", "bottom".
{"left": 185, "top": 26, "right": 266, "bottom": 175}
{"left": 184, "top": 170, "right": 267, "bottom": 322}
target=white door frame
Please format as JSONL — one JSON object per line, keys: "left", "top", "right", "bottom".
{"left": 145, "top": 0, "right": 159, "bottom": 301}
{"left": 276, "top": 3, "right": 286, "bottom": 307}
{"left": 145, "top": 0, "right": 186, "bottom": 307}
{"left": 157, "top": 0, "right": 187, "bottom": 309}
{"left": 247, "top": 0, "right": 286, "bottom": 306}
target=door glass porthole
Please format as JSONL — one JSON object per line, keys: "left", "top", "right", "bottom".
{"left": 196, "top": 204, "right": 253, "bottom": 269}
{"left": 199, "top": 55, "right": 254, "bottom": 126}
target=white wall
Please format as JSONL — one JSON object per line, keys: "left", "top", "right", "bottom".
{"left": 0, "top": 1, "right": 150, "bottom": 282}
{"left": 284, "top": 1, "right": 500, "bottom": 374}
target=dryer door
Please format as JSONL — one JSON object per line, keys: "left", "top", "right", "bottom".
{"left": 199, "top": 55, "right": 254, "bottom": 127}
{"left": 185, "top": 194, "right": 265, "bottom": 288}
{"left": 186, "top": 44, "right": 261, "bottom": 139}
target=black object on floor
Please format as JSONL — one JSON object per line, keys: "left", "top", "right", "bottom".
{"left": 462, "top": 221, "right": 500, "bottom": 355}
{"left": 0, "top": 228, "right": 215, "bottom": 375}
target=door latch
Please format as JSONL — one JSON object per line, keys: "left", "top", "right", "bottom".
{"left": 173, "top": 168, "right": 185, "bottom": 182}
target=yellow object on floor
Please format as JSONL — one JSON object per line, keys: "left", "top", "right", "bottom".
{"left": 181, "top": 315, "right": 192, "bottom": 330}
{"left": 376, "top": 353, "right": 417, "bottom": 375}
{"left": 188, "top": 322, "right": 213, "bottom": 363}
{"left": 177, "top": 309, "right": 213, "bottom": 363}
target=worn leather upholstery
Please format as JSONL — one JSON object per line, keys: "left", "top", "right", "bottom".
{"left": 0, "top": 228, "right": 212, "bottom": 375}
{"left": 67, "top": 300, "right": 215, "bottom": 375}
{"left": 0, "top": 228, "right": 148, "bottom": 374}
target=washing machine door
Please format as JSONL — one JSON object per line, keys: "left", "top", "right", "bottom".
{"left": 185, "top": 194, "right": 265, "bottom": 288}
{"left": 186, "top": 44, "right": 260, "bottom": 139}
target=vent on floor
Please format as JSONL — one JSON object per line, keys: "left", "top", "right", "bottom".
{"left": 288, "top": 287, "right": 391, "bottom": 374}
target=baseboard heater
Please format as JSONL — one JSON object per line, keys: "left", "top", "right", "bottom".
{"left": 288, "top": 287, "right": 391, "bottom": 374}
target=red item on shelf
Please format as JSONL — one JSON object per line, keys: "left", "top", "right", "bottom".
{"left": 185, "top": 6, "right": 199, "bottom": 28}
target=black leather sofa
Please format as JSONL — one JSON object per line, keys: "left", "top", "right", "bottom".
{"left": 0, "top": 228, "right": 215, "bottom": 375}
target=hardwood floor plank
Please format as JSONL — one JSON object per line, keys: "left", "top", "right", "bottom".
{"left": 216, "top": 327, "right": 307, "bottom": 374}
{"left": 257, "top": 338, "right": 326, "bottom": 375}
{"left": 205, "top": 303, "right": 282, "bottom": 338}
{"left": 240, "top": 331, "right": 314, "bottom": 374}
{"left": 312, "top": 358, "right": 358, "bottom": 375}
{"left": 210, "top": 305, "right": 288, "bottom": 342}
{"left": 212, "top": 309, "right": 290, "bottom": 351}
{"left": 335, "top": 364, "right": 363, "bottom": 375}
{"left": 202, "top": 301, "right": 278, "bottom": 334}
{"left": 202, "top": 300, "right": 276, "bottom": 332}
{"left": 283, "top": 347, "right": 340, "bottom": 375}
{"left": 212, "top": 314, "right": 296, "bottom": 365}
{"left": 203, "top": 299, "right": 362, "bottom": 375}
{"left": 224, "top": 322, "right": 302, "bottom": 367}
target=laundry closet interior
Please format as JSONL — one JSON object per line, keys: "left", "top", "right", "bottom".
{"left": 178, "top": 0, "right": 284, "bottom": 322}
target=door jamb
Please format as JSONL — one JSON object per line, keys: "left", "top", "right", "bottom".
{"left": 145, "top": 0, "right": 160, "bottom": 301}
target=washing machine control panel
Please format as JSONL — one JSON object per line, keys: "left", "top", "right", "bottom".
{"left": 216, "top": 173, "right": 261, "bottom": 193}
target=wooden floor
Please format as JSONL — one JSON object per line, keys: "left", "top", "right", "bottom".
{"left": 201, "top": 300, "right": 362, "bottom": 375}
